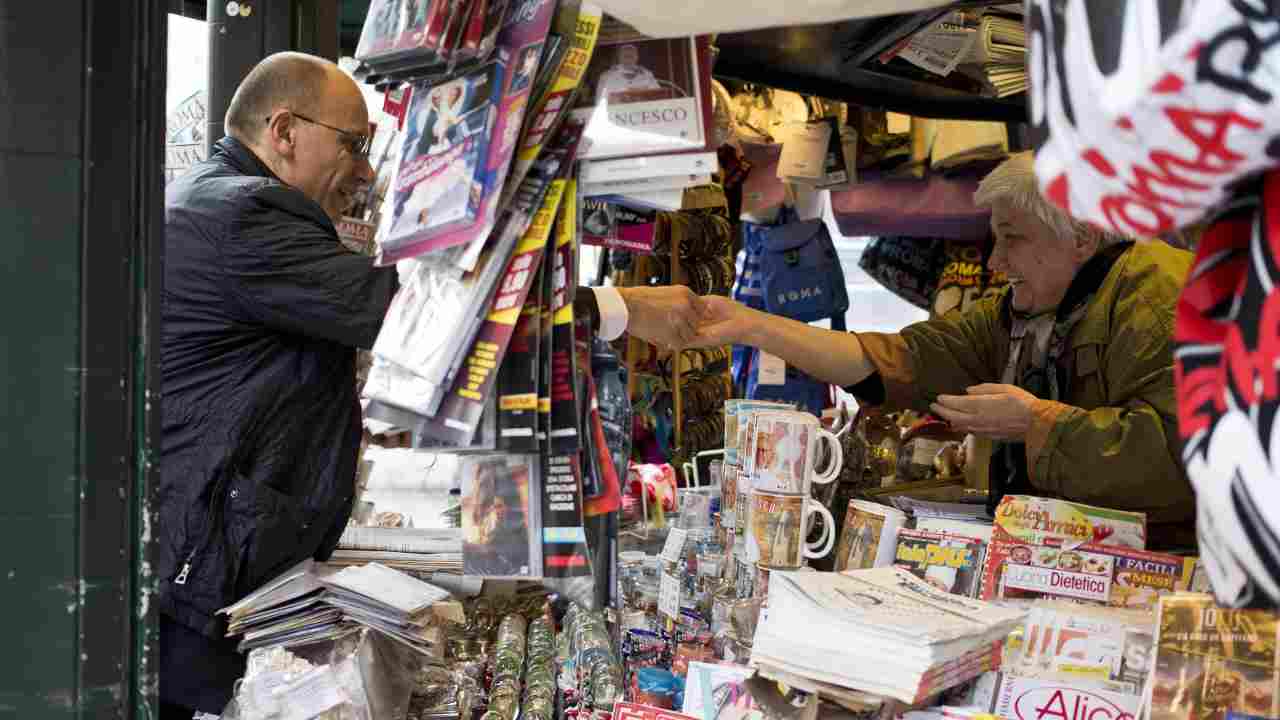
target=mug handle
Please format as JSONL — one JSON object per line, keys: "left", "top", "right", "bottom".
{"left": 802, "top": 501, "right": 836, "bottom": 560}
{"left": 811, "top": 428, "right": 843, "bottom": 485}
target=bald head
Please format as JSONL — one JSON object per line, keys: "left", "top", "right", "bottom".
{"left": 225, "top": 52, "right": 353, "bottom": 142}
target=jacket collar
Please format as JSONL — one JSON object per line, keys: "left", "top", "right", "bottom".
{"left": 213, "top": 135, "right": 280, "bottom": 182}
{"left": 1000, "top": 241, "right": 1134, "bottom": 347}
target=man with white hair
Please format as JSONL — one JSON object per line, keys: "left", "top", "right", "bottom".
{"left": 688, "top": 152, "right": 1197, "bottom": 549}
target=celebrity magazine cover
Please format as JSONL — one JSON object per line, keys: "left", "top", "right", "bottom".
{"left": 461, "top": 455, "right": 543, "bottom": 578}
{"left": 385, "top": 61, "right": 502, "bottom": 249}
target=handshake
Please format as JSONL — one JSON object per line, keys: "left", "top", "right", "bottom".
{"left": 615, "top": 285, "right": 749, "bottom": 350}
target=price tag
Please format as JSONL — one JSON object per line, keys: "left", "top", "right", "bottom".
{"left": 659, "top": 571, "right": 681, "bottom": 619}
{"left": 758, "top": 352, "right": 786, "bottom": 385}
{"left": 660, "top": 527, "right": 688, "bottom": 564}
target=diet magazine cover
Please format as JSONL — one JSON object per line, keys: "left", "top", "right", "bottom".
{"left": 384, "top": 60, "right": 503, "bottom": 250}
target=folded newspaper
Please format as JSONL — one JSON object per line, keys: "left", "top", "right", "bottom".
{"left": 751, "top": 567, "right": 1026, "bottom": 703}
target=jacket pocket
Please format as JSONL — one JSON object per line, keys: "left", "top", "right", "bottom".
{"left": 228, "top": 479, "right": 311, "bottom": 599}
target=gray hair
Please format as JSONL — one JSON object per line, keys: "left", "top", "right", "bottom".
{"left": 974, "top": 151, "right": 1123, "bottom": 248}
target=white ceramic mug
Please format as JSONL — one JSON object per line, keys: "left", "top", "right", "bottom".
{"left": 744, "top": 490, "right": 835, "bottom": 569}
{"left": 747, "top": 410, "right": 843, "bottom": 495}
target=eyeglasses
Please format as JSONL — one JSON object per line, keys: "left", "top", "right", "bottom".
{"left": 269, "top": 111, "right": 372, "bottom": 158}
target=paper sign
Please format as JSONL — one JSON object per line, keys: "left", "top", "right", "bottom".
{"left": 661, "top": 527, "right": 689, "bottom": 564}
{"left": 758, "top": 352, "right": 786, "bottom": 385}
{"left": 659, "top": 571, "right": 681, "bottom": 618}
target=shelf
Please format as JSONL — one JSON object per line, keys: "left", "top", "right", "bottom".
{"left": 713, "top": 3, "right": 1026, "bottom": 123}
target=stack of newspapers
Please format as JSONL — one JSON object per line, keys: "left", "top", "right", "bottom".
{"left": 751, "top": 567, "right": 1025, "bottom": 704}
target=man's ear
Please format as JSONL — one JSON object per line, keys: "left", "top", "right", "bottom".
{"left": 264, "top": 111, "right": 297, "bottom": 159}
{"left": 1074, "top": 229, "right": 1100, "bottom": 262}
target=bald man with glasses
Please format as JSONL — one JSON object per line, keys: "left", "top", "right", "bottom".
{"left": 160, "top": 51, "right": 706, "bottom": 716}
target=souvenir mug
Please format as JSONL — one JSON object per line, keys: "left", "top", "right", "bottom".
{"left": 728, "top": 400, "right": 792, "bottom": 469}
{"left": 744, "top": 490, "right": 835, "bottom": 569}
{"left": 747, "top": 410, "right": 843, "bottom": 495}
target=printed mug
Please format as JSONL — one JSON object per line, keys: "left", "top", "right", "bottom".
{"left": 744, "top": 490, "right": 835, "bottom": 569}
{"left": 731, "top": 400, "right": 793, "bottom": 471}
{"left": 747, "top": 410, "right": 843, "bottom": 495}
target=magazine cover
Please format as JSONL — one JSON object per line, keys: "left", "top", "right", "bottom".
{"left": 893, "top": 528, "right": 986, "bottom": 598}
{"left": 1148, "top": 595, "right": 1279, "bottom": 720}
{"left": 510, "top": 1, "right": 602, "bottom": 190}
{"left": 980, "top": 539, "right": 1198, "bottom": 610}
{"left": 549, "top": 179, "right": 580, "bottom": 455}
{"left": 497, "top": 271, "right": 542, "bottom": 453}
{"left": 462, "top": 454, "right": 543, "bottom": 577}
{"left": 385, "top": 62, "right": 502, "bottom": 249}
{"left": 569, "top": 30, "right": 712, "bottom": 160}
{"left": 542, "top": 453, "right": 591, "bottom": 577}
{"left": 378, "top": 0, "right": 556, "bottom": 267}
{"left": 581, "top": 198, "right": 658, "bottom": 253}
{"left": 834, "top": 500, "right": 907, "bottom": 572}
{"left": 414, "top": 179, "right": 566, "bottom": 447}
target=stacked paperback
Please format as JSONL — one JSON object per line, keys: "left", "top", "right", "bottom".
{"left": 221, "top": 560, "right": 457, "bottom": 657}
{"left": 975, "top": 14, "right": 1026, "bottom": 97}
{"left": 751, "top": 567, "right": 1026, "bottom": 703}
{"left": 333, "top": 526, "right": 464, "bottom": 574}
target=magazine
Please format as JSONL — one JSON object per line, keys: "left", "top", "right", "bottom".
{"left": 549, "top": 179, "right": 581, "bottom": 455}
{"left": 1146, "top": 594, "right": 1279, "bottom": 720}
{"left": 497, "top": 269, "right": 543, "bottom": 453}
{"left": 581, "top": 198, "right": 658, "bottom": 253}
{"left": 508, "top": 1, "right": 603, "bottom": 194}
{"left": 461, "top": 454, "right": 543, "bottom": 578}
{"left": 893, "top": 528, "right": 986, "bottom": 598}
{"left": 980, "top": 539, "right": 1198, "bottom": 611}
{"left": 413, "top": 178, "right": 566, "bottom": 447}
{"left": 569, "top": 35, "right": 712, "bottom": 160}
{"left": 383, "top": 62, "right": 503, "bottom": 249}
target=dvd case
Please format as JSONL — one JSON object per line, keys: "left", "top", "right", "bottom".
{"left": 384, "top": 61, "right": 503, "bottom": 249}
{"left": 377, "top": 0, "right": 556, "bottom": 266}
{"left": 356, "top": 0, "right": 410, "bottom": 65}
{"left": 461, "top": 454, "right": 543, "bottom": 578}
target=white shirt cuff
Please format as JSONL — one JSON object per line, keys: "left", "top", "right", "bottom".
{"left": 592, "top": 286, "right": 629, "bottom": 341}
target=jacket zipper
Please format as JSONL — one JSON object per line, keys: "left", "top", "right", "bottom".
{"left": 175, "top": 474, "right": 232, "bottom": 585}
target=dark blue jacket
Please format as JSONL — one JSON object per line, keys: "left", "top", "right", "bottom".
{"left": 158, "top": 137, "right": 397, "bottom": 638}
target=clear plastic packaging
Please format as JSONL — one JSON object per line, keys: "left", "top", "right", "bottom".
{"left": 220, "top": 628, "right": 419, "bottom": 720}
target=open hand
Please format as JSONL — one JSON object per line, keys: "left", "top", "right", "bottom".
{"left": 930, "top": 383, "right": 1037, "bottom": 441}
{"left": 617, "top": 285, "right": 709, "bottom": 350}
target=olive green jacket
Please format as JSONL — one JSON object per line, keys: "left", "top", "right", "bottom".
{"left": 855, "top": 241, "right": 1196, "bottom": 548}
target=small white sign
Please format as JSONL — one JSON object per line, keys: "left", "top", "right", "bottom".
{"left": 659, "top": 571, "right": 681, "bottom": 618}
{"left": 660, "top": 527, "right": 689, "bottom": 564}
{"left": 757, "top": 352, "right": 786, "bottom": 386}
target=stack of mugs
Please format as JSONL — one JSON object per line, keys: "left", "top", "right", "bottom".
{"left": 720, "top": 400, "right": 844, "bottom": 603}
